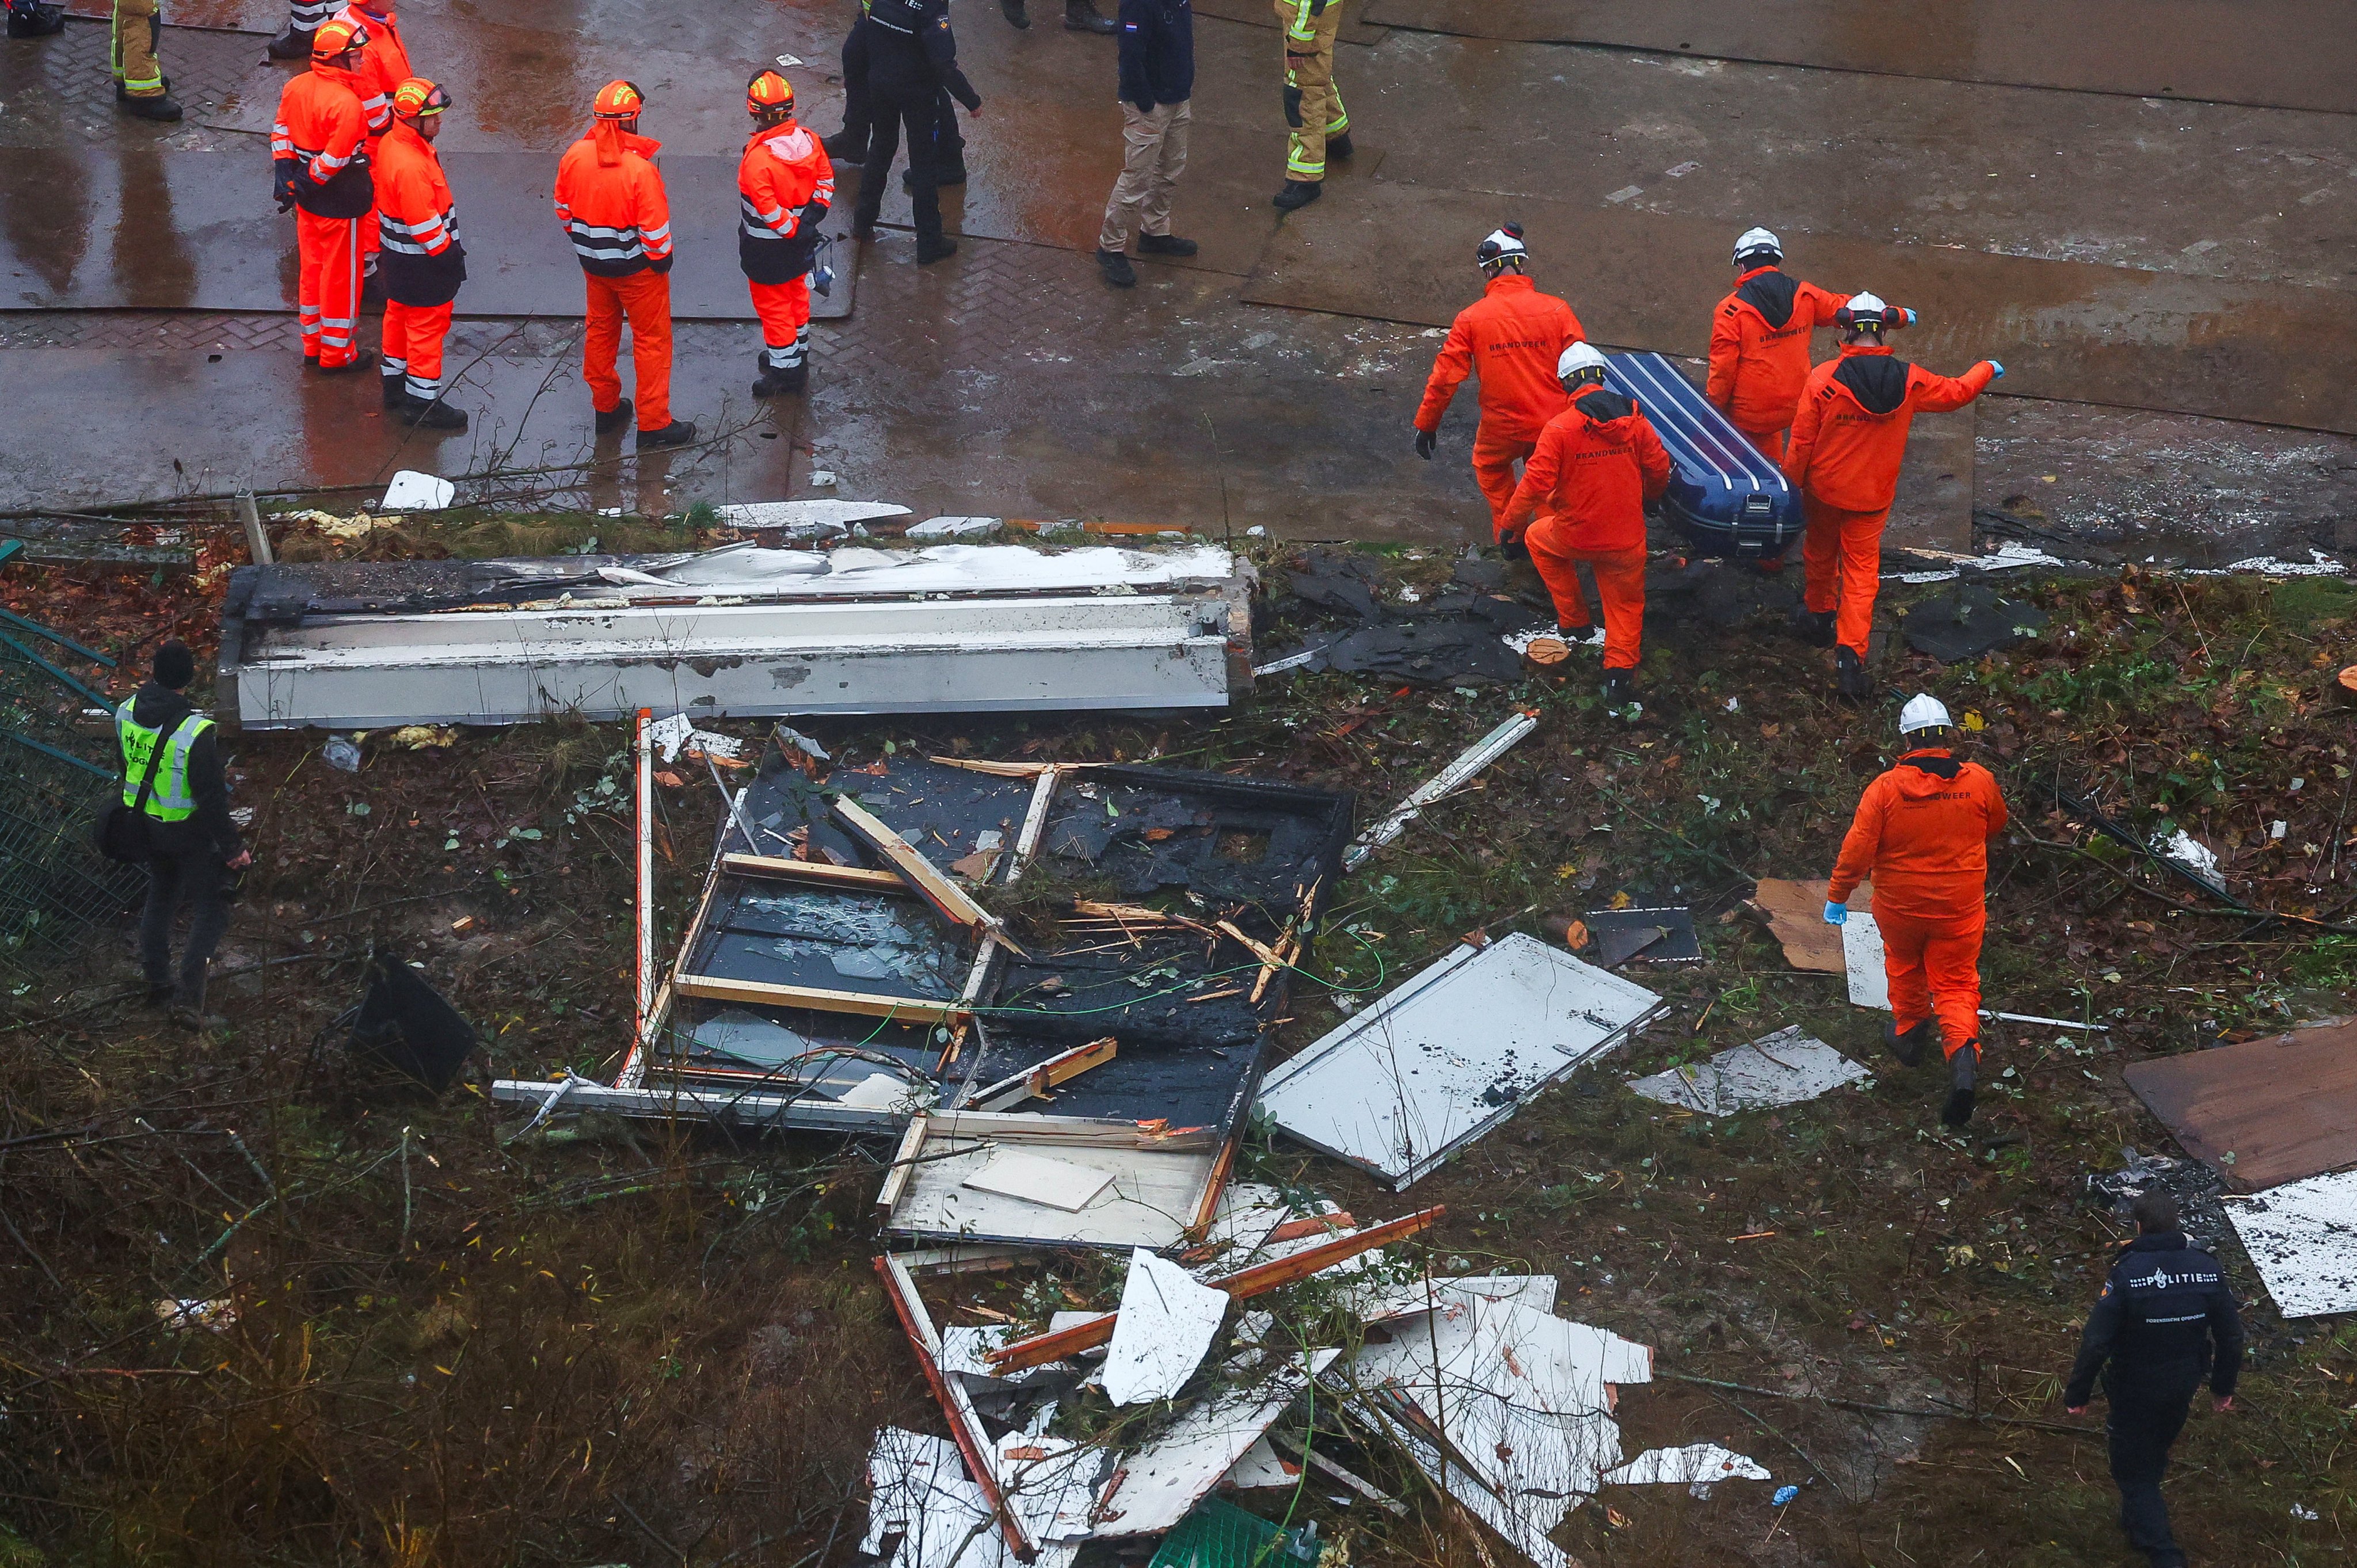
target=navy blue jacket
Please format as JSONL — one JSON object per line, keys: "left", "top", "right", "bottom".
{"left": 2063, "top": 1231, "right": 2245, "bottom": 1407}
{"left": 1117, "top": 0, "right": 1193, "bottom": 112}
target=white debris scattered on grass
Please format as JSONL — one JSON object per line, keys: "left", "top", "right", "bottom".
{"left": 1842, "top": 911, "right": 1890, "bottom": 1010}
{"left": 2185, "top": 550, "right": 2345, "bottom": 578}
{"left": 711, "top": 498, "right": 908, "bottom": 535}
{"left": 1502, "top": 624, "right": 1604, "bottom": 655}
{"left": 1628, "top": 1027, "right": 1870, "bottom": 1115}
{"left": 2226, "top": 1169, "right": 2357, "bottom": 1318}
{"left": 380, "top": 470, "right": 455, "bottom": 510}
{"left": 2150, "top": 828, "right": 2227, "bottom": 894}
{"left": 1220, "top": 1435, "right": 1300, "bottom": 1489}
{"left": 647, "top": 712, "right": 748, "bottom": 765}
{"left": 154, "top": 1296, "right": 236, "bottom": 1333}
{"left": 1886, "top": 540, "right": 2066, "bottom": 583}
{"left": 907, "top": 516, "right": 1004, "bottom": 540}
{"left": 1091, "top": 1351, "right": 1338, "bottom": 1536}
{"left": 1604, "top": 1443, "right": 1772, "bottom": 1498}
{"left": 1102, "top": 1250, "right": 1228, "bottom": 1406}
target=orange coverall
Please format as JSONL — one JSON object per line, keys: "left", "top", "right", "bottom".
{"left": 1783, "top": 345, "right": 1996, "bottom": 657}
{"left": 1412, "top": 274, "right": 1583, "bottom": 538}
{"left": 555, "top": 124, "right": 677, "bottom": 429}
{"left": 737, "top": 119, "right": 835, "bottom": 375}
{"left": 1828, "top": 746, "right": 2009, "bottom": 1055}
{"left": 1705, "top": 265, "right": 1856, "bottom": 459}
{"left": 273, "top": 64, "right": 372, "bottom": 368}
{"left": 372, "top": 117, "right": 463, "bottom": 403}
{"left": 1501, "top": 388, "right": 1670, "bottom": 671}
{"left": 344, "top": 2, "right": 410, "bottom": 269}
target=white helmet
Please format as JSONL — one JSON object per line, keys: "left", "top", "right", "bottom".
{"left": 1838, "top": 291, "right": 1890, "bottom": 330}
{"left": 1732, "top": 226, "right": 1781, "bottom": 265}
{"left": 1556, "top": 341, "right": 1609, "bottom": 387}
{"left": 1898, "top": 693, "right": 1953, "bottom": 734}
{"left": 1475, "top": 224, "right": 1529, "bottom": 274}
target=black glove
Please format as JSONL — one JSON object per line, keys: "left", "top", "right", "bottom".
{"left": 275, "top": 192, "right": 296, "bottom": 214}
{"left": 1498, "top": 532, "right": 1529, "bottom": 561}
{"left": 1414, "top": 428, "right": 1436, "bottom": 460}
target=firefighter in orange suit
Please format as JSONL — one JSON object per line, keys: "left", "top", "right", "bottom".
{"left": 374, "top": 78, "right": 466, "bottom": 431}
{"left": 738, "top": 70, "right": 835, "bottom": 398}
{"left": 554, "top": 81, "right": 694, "bottom": 447}
{"left": 341, "top": 0, "right": 411, "bottom": 286}
{"left": 272, "top": 15, "right": 374, "bottom": 372}
{"left": 1500, "top": 342, "right": 1670, "bottom": 707}
{"left": 1825, "top": 694, "right": 2009, "bottom": 1127}
{"left": 1706, "top": 227, "right": 1914, "bottom": 461}
{"left": 1413, "top": 224, "right": 1583, "bottom": 545}
{"left": 1783, "top": 293, "right": 2001, "bottom": 699}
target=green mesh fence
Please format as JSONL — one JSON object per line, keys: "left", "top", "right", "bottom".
{"left": 0, "top": 623, "right": 140, "bottom": 978}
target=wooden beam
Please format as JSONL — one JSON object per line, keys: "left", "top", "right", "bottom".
{"left": 833, "top": 796, "right": 1027, "bottom": 955}
{"left": 985, "top": 1205, "right": 1446, "bottom": 1372}
{"left": 719, "top": 852, "right": 910, "bottom": 894}
{"left": 874, "top": 1256, "right": 1037, "bottom": 1563}
{"left": 968, "top": 1036, "right": 1118, "bottom": 1111}
{"left": 673, "top": 972, "right": 969, "bottom": 1024}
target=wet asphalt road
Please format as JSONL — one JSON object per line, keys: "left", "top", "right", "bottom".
{"left": 1, "top": 0, "right": 2352, "bottom": 559}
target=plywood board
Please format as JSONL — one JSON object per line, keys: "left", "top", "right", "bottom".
{"left": 962, "top": 1150, "right": 1117, "bottom": 1212}
{"left": 1354, "top": 0, "right": 2357, "bottom": 115}
{"left": 1749, "top": 878, "right": 1871, "bottom": 973}
{"left": 1256, "top": 933, "right": 1665, "bottom": 1189}
{"left": 2123, "top": 1020, "right": 2357, "bottom": 1191}
{"left": 1241, "top": 183, "right": 2357, "bottom": 437}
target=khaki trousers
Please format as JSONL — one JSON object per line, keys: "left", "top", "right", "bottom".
{"left": 1275, "top": 0, "right": 1346, "bottom": 181}
{"left": 1098, "top": 100, "right": 1191, "bottom": 253}
{"left": 113, "top": 0, "right": 165, "bottom": 96}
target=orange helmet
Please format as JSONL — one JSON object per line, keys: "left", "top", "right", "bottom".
{"left": 593, "top": 79, "right": 645, "bottom": 120}
{"left": 745, "top": 70, "right": 795, "bottom": 116}
{"left": 311, "top": 13, "right": 370, "bottom": 59}
{"left": 393, "top": 77, "right": 452, "bottom": 119}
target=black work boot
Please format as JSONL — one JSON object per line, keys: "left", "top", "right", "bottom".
{"left": 752, "top": 358, "right": 807, "bottom": 398}
{"left": 1601, "top": 669, "right": 1636, "bottom": 705}
{"left": 266, "top": 24, "right": 313, "bottom": 59}
{"left": 1787, "top": 606, "right": 1836, "bottom": 646}
{"left": 398, "top": 393, "right": 468, "bottom": 432}
{"left": 1884, "top": 1017, "right": 1929, "bottom": 1068}
{"left": 1001, "top": 0, "right": 1030, "bottom": 24}
{"left": 1942, "top": 1043, "right": 1979, "bottom": 1127}
{"left": 820, "top": 129, "right": 868, "bottom": 163}
{"left": 315, "top": 350, "right": 375, "bottom": 375}
{"left": 1063, "top": 0, "right": 1115, "bottom": 30}
{"left": 637, "top": 418, "right": 698, "bottom": 449}
{"left": 593, "top": 398, "right": 634, "bottom": 436}
{"left": 1096, "top": 249, "right": 1136, "bottom": 288}
{"left": 916, "top": 236, "right": 958, "bottom": 265}
{"left": 382, "top": 373, "right": 406, "bottom": 409}
{"left": 1835, "top": 644, "right": 1871, "bottom": 701}
{"left": 121, "top": 91, "right": 184, "bottom": 121}
{"left": 1326, "top": 131, "right": 1355, "bottom": 160}
{"left": 1137, "top": 233, "right": 1198, "bottom": 257}
{"left": 1272, "top": 179, "right": 1323, "bottom": 212}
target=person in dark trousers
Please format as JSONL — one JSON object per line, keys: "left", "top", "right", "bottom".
{"left": 1094, "top": 0, "right": 1194, "bottom": 287}
{"left": 999, "top": 0, "right": 1116, "bottom": 33}
{"left": 2064, "top": 1191, "right": 2245, "bottom": 1568}
{"left": 115, "top": 639, "right": 249, "bottom": 1031}
{"left": 823, "top": 0, "right": 968, "bottom": 187}
{"left": 849, "top": 0, "right": 981, "bottom": 266}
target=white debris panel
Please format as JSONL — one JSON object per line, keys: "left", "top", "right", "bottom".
{"left": 223, "top": 542, "right": 1252, "bottom": 729}
{"left": 1102, "top": 1251, "right": 1229, "bottom": 1406}
{"left": 1255, "top": 934, "right": 1665, "bottom": 1189}
{"left": 2226, "top": 1170, "right": 2357, "bottom": 1318}
{"left": 1604, "top": 1443, "right": 1772, "bottom": 1493}
{"left": 1628, "top": 1027, "right": 1870, "bottom": 1114}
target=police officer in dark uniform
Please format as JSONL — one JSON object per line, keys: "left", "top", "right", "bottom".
{"left": 847, "top": 0, "right": 981, "bottom": 265}
{"left": 2063, "top": 1192, "right": 2244, "bottom": 1568}
{"left": 822, "top": 0, "right": 968, "bottom": 188}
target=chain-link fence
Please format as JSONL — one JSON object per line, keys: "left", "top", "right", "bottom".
{"left": 0, "top": 621, "right": 139, "bottom": 979}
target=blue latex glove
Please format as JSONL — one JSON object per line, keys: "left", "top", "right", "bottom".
{"left": 1822, "top": 900, "right": 1847, "bottom": 926}
{"left": 1987, "top": 359, "right": 2006, "bottom": 379}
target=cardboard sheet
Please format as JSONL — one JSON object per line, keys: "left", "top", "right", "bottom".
{"left": 2122, "top": 1020, "right": 2357, "bottom": 1191}
{"left": 1750, "top": 878, "right": 1871, "bottom": 973}
{"left": 1241, "top": 183, "right": 2357, "bottom": 437}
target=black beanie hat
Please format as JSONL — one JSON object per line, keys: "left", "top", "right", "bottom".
{"left": 154, "top": 639, "right": 196, "bottom": 690}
